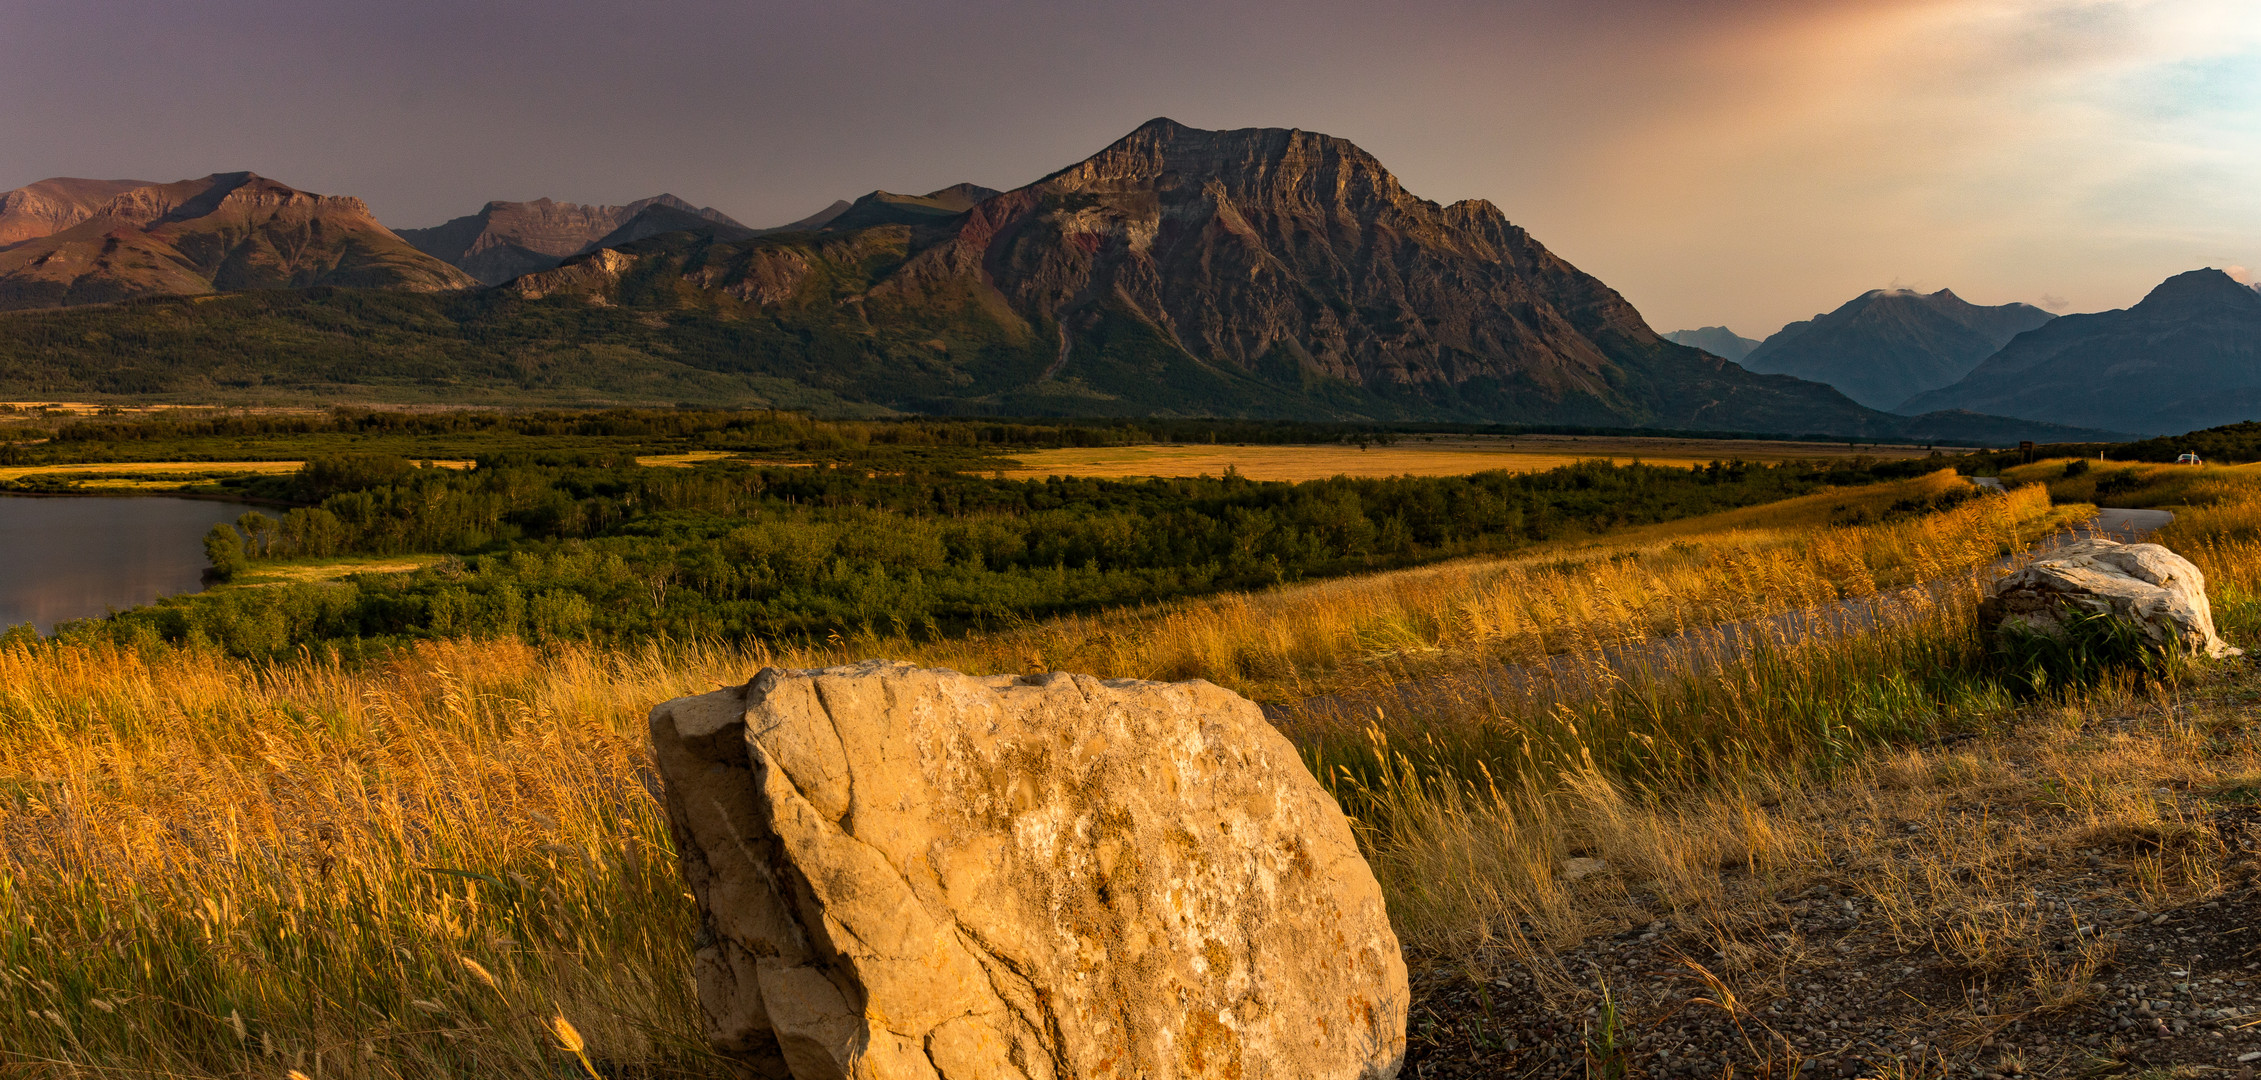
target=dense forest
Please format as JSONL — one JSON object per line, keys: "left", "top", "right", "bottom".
{"left": 30, "top": 449, "right": 1945, "bottom": 658}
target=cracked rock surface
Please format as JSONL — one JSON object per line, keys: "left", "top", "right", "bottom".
{"left": 650, "top": 660, "right": 1408, "bottom": 1080}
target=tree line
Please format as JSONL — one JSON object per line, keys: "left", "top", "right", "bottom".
{"left": 44, "top": 451, "right": 1947, "bottom": 658}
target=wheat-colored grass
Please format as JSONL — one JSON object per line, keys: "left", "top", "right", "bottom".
{"left": 1002, "top": 436, "right": 1941, "bottom": 481}
{"left": 0, "top": 467, "right": 2197, "bottom": 1076}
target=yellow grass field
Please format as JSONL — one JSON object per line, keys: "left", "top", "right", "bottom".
{"left": 1002, "top": 435, "right": 1945, "bottom": 481}
{"left": 0, "top": 460, "right": 305, "bottom": 482}
{"left": 632, "top": 451, "right": 739, "bottom": 467}
{"left": 228, "top": 556, "right": 447, "bottom": 587}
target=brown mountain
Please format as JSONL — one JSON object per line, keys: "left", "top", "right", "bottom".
{"left": 0, "top": 178, "right": 158, "bottom": 249}
{"left": 394, "top": 194, "right": 746, "bottom": 284}
{"left": 496, "top": 119, "right": 2109, "bottom": 440}
{"left": 0, "top": 172, "right": 474, "bottom": 311}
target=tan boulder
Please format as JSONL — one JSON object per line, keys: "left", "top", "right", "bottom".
{"left": 1982, "top": 537, "right": 2241, "bottom": 659}
{"left": 649, "top": 660, "right": 1408, "bottom": 1080}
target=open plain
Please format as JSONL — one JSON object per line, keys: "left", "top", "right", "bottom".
{"left": 1002, "top": 435, "right": 1949, "bottom": 481}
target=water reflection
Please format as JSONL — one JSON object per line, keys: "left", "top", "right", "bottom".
{"left": 0, "top": 495, "right": 249, "bottom": 632}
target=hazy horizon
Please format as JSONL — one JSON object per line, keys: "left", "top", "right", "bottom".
{"left": 4, "top": 0, "right": 2254, "bottom": 338}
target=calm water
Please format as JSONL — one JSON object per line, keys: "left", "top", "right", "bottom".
{"left": 0, "top": 495, "right": 249, "bottom": 632}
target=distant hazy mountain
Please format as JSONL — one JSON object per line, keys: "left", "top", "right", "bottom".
{"left": 1903, "top": 269, "right": 2261, "bottom": 435}
{"left": 815, "top": 184, "right": 1002, "bottom": 232}
{"left": 762, "top": 200, "right": 854, "bottom": 233}
{"left": 395, "top": 195, "right": 747, "bottom": 285}
{"left": 0, "top": 172, "right": 474, "bottom": 310}
{"left": 0, "top": 178, "right": 157, "bottom": 249}
{"left": 1734, "top": 288, "right": 2055, "bottom": 411}
{"left": 1662, "top": 326, "right": 1760, "bottom": 361}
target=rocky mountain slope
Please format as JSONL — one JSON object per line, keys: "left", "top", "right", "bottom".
{"left": 1662, "top": 326, "right": 1760, "bottom": 361}
{"left": 0, "top": 173, "right": 474, "bottom": 310}
{"left": 0, "top": 177, "right": 157, "bottom": 248}
{"left": 508, "top": 119, "right": 2002, "bottom": 433}
{"left": 1736, "top": 288, "right": 2055, "bottom": 411}
{"left": 394, "top": 194, "right": 746, "bottom": 284}
{"left": 0, "top": 124, "right": 2123, "bottom": 440}
{"left": 1902, "top": 269, "right": 2261, "bottom": 435}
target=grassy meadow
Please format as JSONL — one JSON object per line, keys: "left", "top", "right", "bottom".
{"left": 7, "top": 441, "right": 2261, "bottom": 1076}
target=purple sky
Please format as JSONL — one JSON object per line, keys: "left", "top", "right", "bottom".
{"left": 3, "top": 0, "right": 2255, "bottom": 336}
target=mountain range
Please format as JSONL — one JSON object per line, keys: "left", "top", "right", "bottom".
{"left": 0, "top": 125, "right": 2128, "bottom": 441}
{"left": 0, "top": 172, "right": 473, "bottom": 310}
{"left": 1735, "top": 289, "right": 2056, "bottom": 411}
{"left": 1903, "top": 269, "right": 2261, "bottom": 435}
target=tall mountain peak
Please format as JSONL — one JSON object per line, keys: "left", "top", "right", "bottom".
{"left": 2132, "top": 268, "right": 2261, "bottom": 316}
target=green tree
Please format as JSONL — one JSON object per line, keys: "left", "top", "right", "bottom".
{"left": 203, "top": 524, "right": 247, "bottom": 581}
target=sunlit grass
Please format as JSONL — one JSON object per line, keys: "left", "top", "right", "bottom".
{"left": 0, "top": 465, "right": 2221, "bottom": 1076}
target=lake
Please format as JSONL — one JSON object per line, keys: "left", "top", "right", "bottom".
{"left": 0, "top": 495, "right": 249, "bottom": 632}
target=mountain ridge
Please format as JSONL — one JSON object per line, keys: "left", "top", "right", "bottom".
{"left": 1902, "top": 269, "right": 2261, "bottom": 435}
{"left": 0, "top": 177, "right": 159, "bottom": 249}
{"left": 395, "top": 194, "right": 746, "bottom": 285}
{"left": 0, "top": 172, "right": 473, "bottom": 310}
{"left": 1662, "top": 326, "right": 1760, "bottom": 361}
{"left": 486, "top": 118, "right": 2119, "bottom": 440}
{"left": 1735, "top": 288, "right": 2055, "bottom": 411}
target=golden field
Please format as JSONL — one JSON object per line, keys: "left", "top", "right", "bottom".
{"left": 1001, "top": 434, "right": 1944, "bottom": 481}
{"left": 8, "top": 464, "right": 2261, "bottom": 1076}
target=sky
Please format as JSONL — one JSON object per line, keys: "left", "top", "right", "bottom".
{"left": 1, "top": 0, "right": 2255, "bottom": 337}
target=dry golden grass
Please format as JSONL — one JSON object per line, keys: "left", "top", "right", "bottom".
{"left": 0, "top": 638, "right": 782, "bottom": 1076}
{"left": 0, "top": 465, "right": 2227, "bottom": 1076}
{"left": 1003, "top": 435, "right": 1942, "bottom": 481}
{"left": 228, "top": 557, "right": 447, "bottom": 586}
{"left": 0, "top": 460, "right": 305, "bottom": 481}
{"left": 631, "top": 452, "right": 738, "bottom": 468}
{"left": 905, "top": 470, "right": 2074, "bottom": 703}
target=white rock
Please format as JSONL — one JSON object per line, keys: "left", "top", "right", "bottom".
{"left": 1982, "top": 538, "right": 2241, "bottom": 659}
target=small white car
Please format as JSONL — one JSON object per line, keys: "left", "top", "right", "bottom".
{"left": 2177, "top": 452, "right": 2204, "bottom": 465}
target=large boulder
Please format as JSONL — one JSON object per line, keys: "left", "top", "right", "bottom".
{"left": 649, "top": 660, "right": 1408, "bottom": 1080}
{"left": 1981, "top": 537, "right": 2241, "bottom": 658}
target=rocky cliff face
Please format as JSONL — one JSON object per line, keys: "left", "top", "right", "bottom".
{"left": 1903, "top": 269, "right": 2261, "bottom": 435}
{"left": 1738, "top": 288, "right": 2055, "bottom": 411}
{"left": 0, "top": 178, "right": 157, "bottom": 249}
{"left": 395, "top": 194, "right": 747, "bottom": 284}
{"left": 0, "top": 173, "right": 475, "bottom": 310}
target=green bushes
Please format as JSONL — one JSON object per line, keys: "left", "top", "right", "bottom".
{"left": 94, "top": 455, "right": 1941, "bottom": 658}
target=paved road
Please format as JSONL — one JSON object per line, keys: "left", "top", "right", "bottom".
{"left": 1267, "top": 507, "right": 2176, "bottom": 725}
{"left": 2091, "top": 507, "right": 2175, "bottom": 541}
